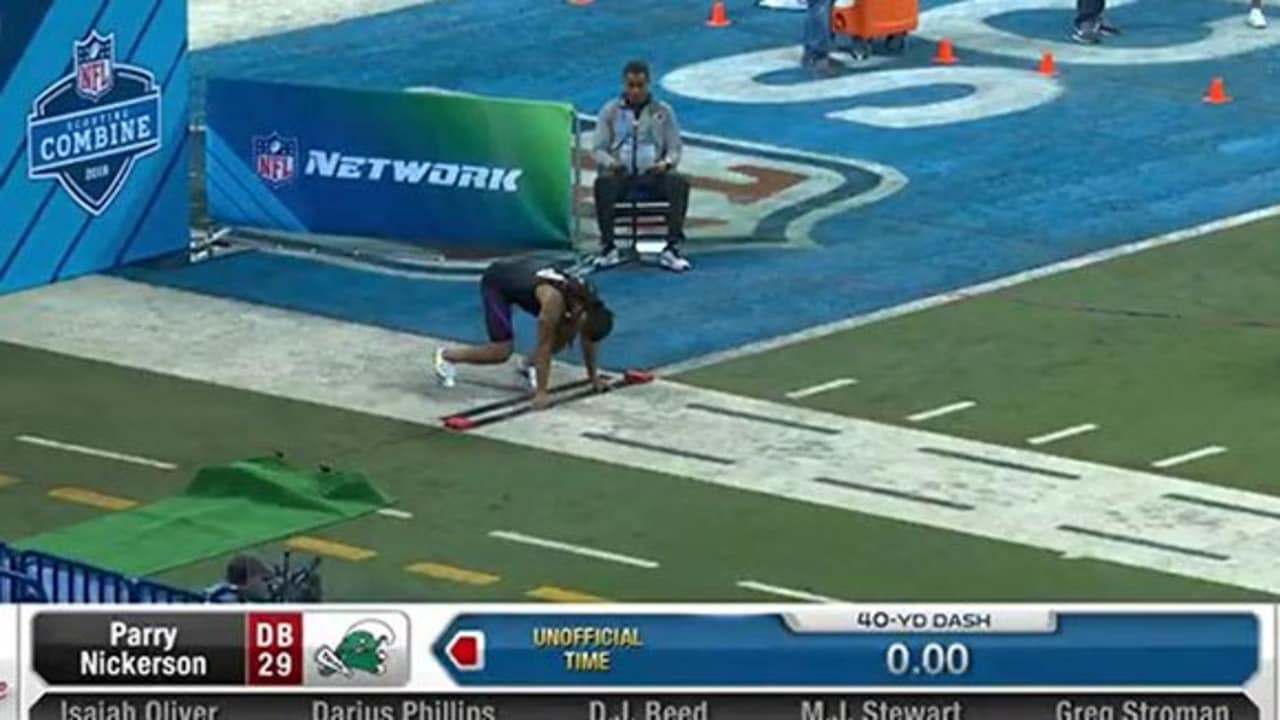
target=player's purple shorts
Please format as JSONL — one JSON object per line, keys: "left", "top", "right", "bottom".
{"left": 481, "top": 272, "right": 515, "bottom": 343}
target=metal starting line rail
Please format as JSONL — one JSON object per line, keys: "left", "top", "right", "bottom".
{"left": 442, "top": 369, "right": 655, "bottom": 431}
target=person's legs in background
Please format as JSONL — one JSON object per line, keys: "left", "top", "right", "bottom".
{"left": 594, "top": 170, "right": 691, "bottom": 272}
{"left": 656, "top": 171, "right": 691, "bottom": 272}
{"left": 803, "top": 0, "right": 836, "bottom": 73}
{"left": 593, "top": 170, "right": 633, "bottom": 267}
{"left": 1096, "top": 1, "right": 1121, "bottom": 37}
{"left": 1250, "top": 0, "right": 1268, "bottom": 28}
{"left": 1072, "top": 0, "right": 1106, "bottom": 43}
{"left": 618, "top": 172, "right": 692, "bottom": 272}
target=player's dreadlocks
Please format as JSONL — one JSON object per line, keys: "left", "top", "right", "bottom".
{"left": 558, "top": 274, "right": 612, "bottom": 343}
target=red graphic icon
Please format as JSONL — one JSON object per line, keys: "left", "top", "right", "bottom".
{"left": 445, "top": 630, "right": 485, "bottom": 671}
{"left": 246, "top": 612, "right": 304, "bottom": 686}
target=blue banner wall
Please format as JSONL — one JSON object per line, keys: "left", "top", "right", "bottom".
{"left": 203, "top": 79, "right": 574, "bottom": 251}
{"left": 0, "top": 0, "right": 189, "bottom": 295}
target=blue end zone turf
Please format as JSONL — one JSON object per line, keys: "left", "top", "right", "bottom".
{"left": 122, "top": 0, "right": 1280, "bottom": 369}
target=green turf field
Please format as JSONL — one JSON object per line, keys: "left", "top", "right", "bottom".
{"left": 3, "top": 207, "right": 1279, "bottom": 605}
{"left": 679, "top": 215, "right": 1280, "bottom": 496}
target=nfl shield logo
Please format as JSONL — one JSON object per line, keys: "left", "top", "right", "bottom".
{"left": 253, "top": 133, "right": 298, "bottom": 187}
{"left": 74, "top": 31, "right": 115, "bottom": 101}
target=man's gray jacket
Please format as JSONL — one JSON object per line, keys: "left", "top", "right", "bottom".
{"left": 592, "top": 97, "right": 683, "bottom": 174}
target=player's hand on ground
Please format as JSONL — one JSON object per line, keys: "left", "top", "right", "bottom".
{"left": 531, "top": 390, "right": 551, "bottom": 410}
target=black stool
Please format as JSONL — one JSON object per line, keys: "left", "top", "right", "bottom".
{"left": 612, "top": 187, "right": 672, "bottom": 259}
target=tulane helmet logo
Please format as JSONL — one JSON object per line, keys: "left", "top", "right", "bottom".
{"left": 314, "top": 619, "right": 396, "bottom": 677}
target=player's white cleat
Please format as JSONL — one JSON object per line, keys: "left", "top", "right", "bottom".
{"left": 1249, "top": 7, "right": 1268, "bottom": 28}
{"left": 433, "top": 348, "right": 457, "bottom": 388}
{"left": 515, "top": 357, "right": 537, "bottom": 390}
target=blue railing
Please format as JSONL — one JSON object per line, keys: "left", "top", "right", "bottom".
{"left": 0, "top": 568, "right": 45, "bottom": 602}
{"left": 0, "top": 543, "right": 236, "bottom": 603}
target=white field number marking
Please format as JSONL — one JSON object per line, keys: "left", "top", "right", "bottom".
{"left": 663, "top": 0, "right": 1280, "bottom": 128}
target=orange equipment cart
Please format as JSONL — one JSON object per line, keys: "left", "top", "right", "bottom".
{"left": 831, "top": 0, "right": 919, "bottom": 60}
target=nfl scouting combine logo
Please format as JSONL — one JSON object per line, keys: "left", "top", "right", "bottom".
{"left": 26, "top": 30, "right": 162, "bottom": 215}
{"left": 254, "top": 132, "right": 298, "bottom": 186}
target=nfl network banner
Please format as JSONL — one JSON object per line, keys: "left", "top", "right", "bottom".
{"left": 0, "top": 0, "right": 189, "bottom": 295}
{"left": 204, "top": 79, "right": 575, "bottom": 250}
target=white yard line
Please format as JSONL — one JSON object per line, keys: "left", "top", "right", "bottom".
{"left": 785, "top": 378, "right": 858, "bottom": 400}
{"left": 662, "top": 204, "right": 1280, "bottom": 374}
{"left": 1152, "top": 446, "right": 1228, "bottom": 469}
{"left": 907, "top": 400, "right": 976, "bottom": 423}
{"left": 1027, "top": 423, "right": 1099, "bottom": 446}
{"left": 15, "top": 435, "right": 177, "bottom": 470}
{"left": 488, "top": 530, "right": 660, "bottom": 569}
{"left": 376, "top": 508, "right": 414, "bottom": 519}
{"left": 736, "top": 580, "right": 839, "bottom": 603}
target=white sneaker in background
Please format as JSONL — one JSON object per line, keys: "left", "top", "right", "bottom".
{"left": 593, "top": 247, "right": 626, "bottom": 269}
{"left": 433, "top": 348, "right": 457, "bottom": 388}
{"left": 658, "top": 248, "right": 692, "bottom": 273}
{"left": 1249, "top": 7, "right": 1268, "bottom": 28}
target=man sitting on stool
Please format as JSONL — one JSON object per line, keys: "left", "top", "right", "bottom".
{"left": 592, "top": 59, "right": 692, "bottom": 272}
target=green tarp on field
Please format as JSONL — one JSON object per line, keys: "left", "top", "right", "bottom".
{"left": 17, "top": 456, "right": 393, "bottom": 576}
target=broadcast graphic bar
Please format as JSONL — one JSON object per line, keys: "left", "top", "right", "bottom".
{"left": 2, "top": 605, "right": 1275, "bottom": 720}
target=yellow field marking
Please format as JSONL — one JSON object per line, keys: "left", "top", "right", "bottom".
{"left": 48, "top": 486, "right": 138, "bottom": 511}
{"left": 526, "top": 585, "right": 609, "bottom": 603}
{"left": 405, "top": 561, "right": 500, "bottom": 586}
{"left": 0, "top": 473, "right": 19, "bottom": 489}
{"left": 286, "top": 535, "right": 377, "bottom": 561}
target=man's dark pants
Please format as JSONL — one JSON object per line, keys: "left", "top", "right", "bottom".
{"left": 1076, "top": 0, "right": 1105, "bottom": 27}
{"left": 593, "top": 170, "right": 691, "bottom": 252}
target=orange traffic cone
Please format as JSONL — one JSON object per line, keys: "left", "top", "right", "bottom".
{"left": 933, "top": 38, "right": 956, "bottom": 64}
{"left": 1203, "top": 76, "right": 1231, "bottom": 104}
{"left": 1037, "top": 51, "right": 1056, "bottom": 76}
{"left": 707, "top": 0, "right": 731, "bottom": 27}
